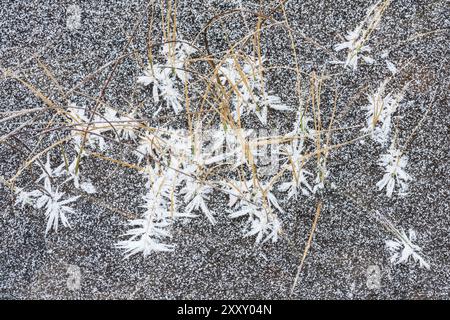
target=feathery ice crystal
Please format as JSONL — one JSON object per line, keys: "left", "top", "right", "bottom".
{"left": 218, "top": 57, "right": 291, "bottom": 124}
{"left": 15, "top": 155, "right": 80, "bottom": 234}
{"left": 278, "top": 139, "right": 314, "bottom": 199}
{"left": 228, "top": 179, "right": 284, "bottom": 244}
{"left": 334, "top": 0, "right": 389, "bottom": 70}
{"left": 386, "top": 228, "right": 430, "bottom": 269}
{"left": 334, "top": 24, "right": 373, "bottom": 70}
{"left": 376, "top": 145, "right": 412, "bottom": 197}
{"left": 137, "top": 41, "right": 195, "bottom": 115}
{"left": 116, "top": 164, "right": 183, "bottom": 257}
{"left": 37, "top": 178, "right": 80, "bottom": 235}
{"left": 362, "top": 81, "right": 404, "bottom": 145}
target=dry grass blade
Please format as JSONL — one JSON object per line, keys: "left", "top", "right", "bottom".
{"left": 290, "top": 200, "right": 322, "bottom": 296}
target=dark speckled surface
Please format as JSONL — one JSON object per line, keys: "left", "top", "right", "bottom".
{"left": 0, "top": 0, "right": 448, "bottom": 299}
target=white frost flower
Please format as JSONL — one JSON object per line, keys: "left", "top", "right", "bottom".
{"left": 162, "top": 41, "right": 196, "bottom": 82}
{"left": 278, "top": 139, "right": 313, "bottom": 199}
{"left": 227, "top": 179, "right": 284, "bottom": 244}
{"left": 385, "top": 60, "right": 398, "bottom": 75}
{"left": 67, "top": 103, "right": 111, "bottom": 150}
{"left": 333, "top": 0, "right": 389, "bottom": 70}
{"left": 362, "top": 81, "right": 403, "bottom": 144}
{"left": 117, "top": 164, "right": 190, "bottom": 258}
{"left": 334, "top": 25, "right": 373, "bottom": 70}
{"left": 138, "top": 64, "right": 183, "bottom": 115}
{"left": 376, "top": 146, "right": 412, "bottom": 197}
{"left": 138, "top": 40, "right": 194, "bottom": 115}
{"left": 15, "top": 188, "right": 42, "bottom": 208}
{"left": 386, "top": 228, "right": 430, "bottom": 269}
{"left": 35, "top": 178, "right": 80, "bottom": 234}
{"left": 218, "top": 56, "right": 291, "bottom": 124}
{"left": 181, "top": 180, "right": 216, "bottom": 225}
{"left": 229, "top": 202, "right": 282, "bottom": 244}
{"left": 116, "top": 217, "right": 175, "bottom": 258}
{"left": 160, "top": 80, "right": 183, "bottom": 114}
{"left": 137, "top": 63, "right": 164, "bottom": 100}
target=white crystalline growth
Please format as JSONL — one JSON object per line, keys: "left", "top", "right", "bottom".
{"left": 116, "top": 162, "right": 198, "bottom": 258}
{"left": 37, "top": 178, "right": 80, "bottom": 235}
{"left": 334, "top": 25, "right": 374, "bottom": 71}
{"left": 15, "top": 177, "right": 80, "bottom": 235}
{"left": 362, "top": 81, "right": 403, "bottom": 145}
{"left": 333, "top": 0, "right": 389, "bottom": 70}
{"left": 376, "top": 146, "right": 412, "bottom": 197}
{"left": 15, "top": 155, "right": 80, "bottom": 234}
{"left": 278, "top": 139, "right": 314, "bottom": 199}
{"left": 227, "top": 179, "right": 284, "bottom": 244}
{"left": 218, "top": 57, "right": 291, "bottom": 125}
{"left": 137, "top": 64, "right": 183, "bottom": 115}
{"left": 116, "top": 165, "right": 179, "bottom": 258}
{"left": 386, "top": 229, "right": 430, "bottom": 269}
{"left": 137, "top": 40, "right": 195, "bottom": 115}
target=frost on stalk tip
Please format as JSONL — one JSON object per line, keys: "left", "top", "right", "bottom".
{"left": 137, "top": 39, "right": 195, "bottom": 115}
{"left": 137, "top": 64, "right": 183, "bottom": 115}
{"left": 362, "top": 81, "right": 403, "bottom": 145}
{"left": 227, "top": 179, "right": 284, "bottom": 244}
{"left": 116, "top": 164, "right": 179, "bottom": 258}
{"left": 278, "top": 139, "right": 314, "bottom": 199}
{"left": 217, "top": 56, "right": 291, "bottom": 125}
{"left": 386, "top": 228, "right": 430, "bottom": 269}
{"left": 15, "top": 156, "right": 80, "bottom": 235}
{"left": 376, "top": 145, "right": 412, "bottom": 197}
{"left": 334, "top": 24, "right": 373, "bottom": 70}
{"left": 333, "top": 0, "right": 389, "bottom": 70}
{"left": 180, "top": 181, "right": 216, "bottom": 225}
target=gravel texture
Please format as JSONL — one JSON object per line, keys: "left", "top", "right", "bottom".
{"left": 0, "top": 0, "right": 449, "bottom": 299}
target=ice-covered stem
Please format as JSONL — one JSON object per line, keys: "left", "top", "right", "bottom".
{"left": 116, "top": 163, "right": 185, "bottom": 258}
{"left": 374, "top": 211, "right": 430, "bottom": 269}
{"left": 334, "top": 0, "right": 391, "bottom": 70}
{"left": 362, "top": 80, "right": 406, "bottom": 145}
{"left": 376, "top": 145, "right": 412, "bottom": 197}
{"left": 227, "top": 178, "right": 284, "bottom": 244}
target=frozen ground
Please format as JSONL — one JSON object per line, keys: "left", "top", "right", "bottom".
{"left": 0, "top": 0, "right": 449, "bottom": 299}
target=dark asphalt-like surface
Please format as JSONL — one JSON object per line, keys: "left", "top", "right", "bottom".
{"left": 0, "top": 0, "right": 448, "bottom": 299}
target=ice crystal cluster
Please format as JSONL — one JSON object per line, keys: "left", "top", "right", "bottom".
{"left": 7, "top": 0, "right": 429, "bottom": 269}
{"left": 386, "top": 229, "right": 430, "bottom": 269}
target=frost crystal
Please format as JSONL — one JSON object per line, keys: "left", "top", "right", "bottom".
{"left": 137, "top": 64, "right": 183, "bottom": 115}
{"left": 15, "top": 188, "right": 41, "bottom": 208}
{"left": 116, "top": 165, "right": 179, "bottom": 257}
{"left": 36, "top": 178, "right": 80, "bottom": 235}
{"left": 376, "top": 146, "right": 412, "bottom": 197}
{"left": 218, "top": 57, "right": 291, "bottom": 124}
{"left": 386, "top": 229, "right": 430, "bottom": 269}
{"left": 278, "top": 139, "right": 313, "bottom": 198}
{"left": 137, "top": 40, "right": 195, "bottom": 115}
{"left": 227, "top": 179, "right": 283, "bottom": 244}
{"left": 362, "top": 81, "right": 403, "bottom": 144}
{"left": 181, "top": 181, "right": 215, "bottom": 225}
{"left": 334, "top": 25, "right": 373, "bottom": 70}
{"left": 334, "top": 0, "right": 389, "bottom": 70}
{"left": 15, "top": 155, "right": 81, "bottom": 234}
